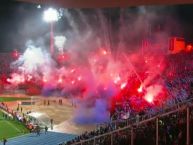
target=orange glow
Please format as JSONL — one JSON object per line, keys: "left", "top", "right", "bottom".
{"left": 113, "top": 76, "right": 121, "bottom": 84}
{"left": 101, "top": 49, "right": 107, "bottom": 55}
{"left": 43, "top": 77, "right": 47, "bottom": 82}
{"left": 144, "top": 93, "right": 154, "bottom": 103}
{"left": 120, "top": 82, "right": 127, "bottom": 89}
{"left": 137, "top": 85, "right": 143, "bottom": 93}
{"left": 186, "top": 44, "right": 193, "bottom": 52}
{"left": 169, "top": 37, "right": 185, "bottom": 54}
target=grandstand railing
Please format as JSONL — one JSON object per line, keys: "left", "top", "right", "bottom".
{"left": 69, "top": 98, "right": 193, "bottom": 145}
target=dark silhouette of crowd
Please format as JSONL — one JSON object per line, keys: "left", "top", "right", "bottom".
{"left": 0, "top": 102, "right": 34, "bottom": 131}
{"left": 61, "top": 99, "right": 193, "bottom": 145}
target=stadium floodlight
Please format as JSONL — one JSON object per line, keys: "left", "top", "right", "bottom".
{"left": 43, "top": 8, "right": 59, "bottom": 22}
{"left": 43, "top": 8, "right": 60, "bottom": 54}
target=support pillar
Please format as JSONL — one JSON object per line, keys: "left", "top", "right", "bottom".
{"left": 156, "top": 118, "right": 159, "bottom": 145}
{"left": 111, "top": 133, "right": 113, "bottom": 145}
{"left": 93, "top": 137, "right": 96, "bottom": 145}
{"left": 131, "top": 127, "right": 134, "bottom": 145}
{"left": 187, "top": 107, "right": 190, "bottom": 145}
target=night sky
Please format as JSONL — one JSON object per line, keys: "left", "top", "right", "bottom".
{"left": 0, "top": 0, "right": 193, "bottom": 52}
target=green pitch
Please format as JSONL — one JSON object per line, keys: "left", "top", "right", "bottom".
{"left": 0, "top": 110, "right": 29, "bottom": 139}
{"left": 0, "top": 97, "right": 30, "bottom": 102}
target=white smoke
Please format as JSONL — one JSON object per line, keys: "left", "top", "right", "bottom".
{"left": 54, "top": 35, "right": 67, "bottom": 52}
{"left": 11, "top": 42, "right": 55, "bottom": 80}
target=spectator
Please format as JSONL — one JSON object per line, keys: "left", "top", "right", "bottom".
{"left": 36, "top": 125, "right": 41, "bottom": 136}
{"left": 2, "top": 138, "right": 7, "bottom": 145}
{"left": 45, "top": 126, "right": 48, "bottom": 134}
{"left": 50, "top": 119, "right": 53, "bottom": 130}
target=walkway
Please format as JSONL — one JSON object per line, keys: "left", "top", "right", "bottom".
{"left": 0, "top": 131, "right": 76, "bottom": 145}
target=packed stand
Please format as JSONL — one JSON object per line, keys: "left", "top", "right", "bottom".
{"left": 61, "top": 100, "right": 193, "bottom": 145}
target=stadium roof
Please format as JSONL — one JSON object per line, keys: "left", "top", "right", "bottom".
{"left": 16, "top": 0, "right": 193, "bottom": 8}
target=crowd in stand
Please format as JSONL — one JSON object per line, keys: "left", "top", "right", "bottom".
{"left": 61, "top": 99, "right": 193, "bottom": 145}
{"left": 0, "top": 102, "right": 35, "bottom": 132}
{"left": 1, "top": 53, "right": 193, "bottom": 145}
{"left": 61, "top": 125, "right": 114, "bottom": 145}
{"left": 60, "top": 63, "right": 193, "bottom": 145}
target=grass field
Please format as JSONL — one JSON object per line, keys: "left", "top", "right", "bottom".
{"left": 0, "top": 97, "right": 30, "bottom": 102}
{"left": 0, "top": 110, "right": 29, "bottom": 139}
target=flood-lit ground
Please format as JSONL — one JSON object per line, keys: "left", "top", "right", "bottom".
{"left": 1, "top": 94, "right": 95, "bottom": 135}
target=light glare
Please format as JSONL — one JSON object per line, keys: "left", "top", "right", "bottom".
{"left": 43, "top": 8, "right": 59, "bottom": 22}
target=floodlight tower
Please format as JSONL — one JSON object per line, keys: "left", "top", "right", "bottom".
{"left": 43, "top": 8, "right": 59, "bottom": 55}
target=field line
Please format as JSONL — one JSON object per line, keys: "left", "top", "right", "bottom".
{"left": 4, "top": 121, "right": 21, "bottom": 132}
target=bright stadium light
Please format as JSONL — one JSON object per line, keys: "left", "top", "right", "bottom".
{"left": 43, "top": 8, "right": 59, "bottom": 22}
{"left": 43, "top": 8, "right": 60, "bottom": 54}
